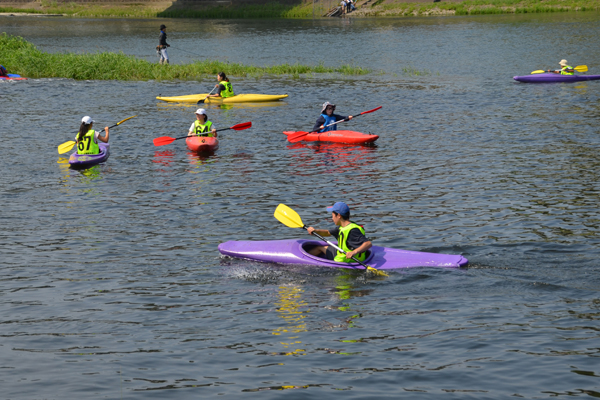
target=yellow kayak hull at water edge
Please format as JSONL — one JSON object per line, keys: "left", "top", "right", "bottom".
{"left": 156, "top": 93, "right": 288, "bottom": 103}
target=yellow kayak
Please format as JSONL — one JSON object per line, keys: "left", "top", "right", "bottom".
{"left": 156, "top": 93, "right": 288, "bottom": 103}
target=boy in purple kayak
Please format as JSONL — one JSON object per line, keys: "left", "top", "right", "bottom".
{"left": 306, "top": 202, "right": 372, "bottom": 262}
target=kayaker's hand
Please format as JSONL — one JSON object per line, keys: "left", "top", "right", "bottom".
{"left": 212, "top": 129, "right": 217, "bottom": 137}
{"left": 319, "top": 126, "right": 324, "bottom": 130}
{"left": 346, "top": 250, "right": 357, "bottom": 259}
{"left": 104, "top": 127, "right": 109, "bottom": 133}
{"left": 307, "top": 227, "right": 315, "bottom": 235}
{"left": 348, "top": 115, "right": 353, "bottom": 120}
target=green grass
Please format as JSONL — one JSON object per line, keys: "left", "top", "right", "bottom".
{"left": 0, "top": 33, "right": 370, "bottom": 80}
{"left": 367, "top": 0, "right": 599, "bottom": 16}
{"left": 2, "top": 0, "right": 599, "bottom": 18}
{"left": 0, "top": 2, "right": 319, "bottom": 18}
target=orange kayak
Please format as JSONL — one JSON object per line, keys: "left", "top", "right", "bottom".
{"left": 186, "top": 136, "right": 219, "bottom": 153}
{"left": 283, "top": 130, "right": 378, "bottom": 144}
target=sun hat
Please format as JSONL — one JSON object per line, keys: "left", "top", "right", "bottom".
{"left": 559, "top": 59, "right": 568, "bottom": 66}
{"left": 81, "top": 116, "right": 94, "bottom": 124}
{"left": 195, "top": 108, "right": 207, "bottom": 115}
{"left": 327, "top": 202, "right": 350, "bottom": 218}
{"left": 321, "top": 101, "right": 336, "bottom": 113}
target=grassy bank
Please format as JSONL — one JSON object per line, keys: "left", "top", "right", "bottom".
{"left": 357, "top": 0, "right": 600, "bottom": 17}
{"left": 0, "top": 33, "right": 370, "bottom": 80}
{"left": 1, "top": 0, "right": 599, "bottom": 18}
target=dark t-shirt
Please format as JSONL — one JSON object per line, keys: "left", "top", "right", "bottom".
{"left": 312, "top": 113, "right": 348, "bottom": 132}
{"left": 159, "top": 31, "right": 168, "bottom": 47}
{"left": 328, "top": 225, "right": 369, "bottom": 251}
{"left": 216, "top": 83, "right": 226, "bottom": 96}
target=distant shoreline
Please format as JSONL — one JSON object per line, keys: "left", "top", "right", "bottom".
{"left": 0, "top": 0, "right": 599, "bottom": 19}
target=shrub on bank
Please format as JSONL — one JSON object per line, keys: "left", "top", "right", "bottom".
{"left": 0, "top": 33, "right": 370, "bottom": 80}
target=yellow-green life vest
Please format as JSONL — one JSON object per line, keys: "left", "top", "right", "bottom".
{"left": 194, "top": 120, "right": 213, "bottom": 136}
{"left": 561, "top": 65, "right": 574, "bottom": 75}
{"left": 334, "top": 222, "right": 367, "bottom": 263}
{"left": 75, "top": 129, "right": 99, "bottom": 155}
{"left": 219, "top": 80, "right": 234, "bottom": 98}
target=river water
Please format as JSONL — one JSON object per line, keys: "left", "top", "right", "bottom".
{"left": 1, "top": 12, "right": 599, "bottom": 399}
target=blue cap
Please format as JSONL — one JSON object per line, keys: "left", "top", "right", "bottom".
{"left": 327, "top": 202, "right": 350, "bottom": 218}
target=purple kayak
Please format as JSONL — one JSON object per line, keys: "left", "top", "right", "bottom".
{"left": 514, "top": 73, "right": 600, "bottom": 83}
{"left": 69, "top": 142, "right": 110, "bottom": 168}
{"left": 218, "top": 239, "right": 468, "bottom": 270}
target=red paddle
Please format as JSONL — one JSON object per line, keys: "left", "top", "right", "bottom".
{"left": 153, "top": 121, "right": 252, "bottom": 146}
{"left": 286, "top": 106, "right": 382, "bottom": 143}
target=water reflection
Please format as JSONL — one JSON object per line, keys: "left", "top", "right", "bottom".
{"left": 272, "top": 285, "right": 307, "bottom": 356}
{"left": 286, "top": 142, "right": 379, "bottom": 176}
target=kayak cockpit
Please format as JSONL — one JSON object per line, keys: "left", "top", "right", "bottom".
{"left": 299, "top": 240, "right": 374, "bottom": 265}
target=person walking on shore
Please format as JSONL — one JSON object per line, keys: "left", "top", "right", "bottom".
{"left": 157, "top": 24, "right": 170, "bottom": 65}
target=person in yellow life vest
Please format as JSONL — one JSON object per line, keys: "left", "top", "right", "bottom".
{"left": 187, "top": 108, "right": 217, "bottom": 137}
{"left": 75, "top": 116, "right": 109, "bottom": 155}
{"left": 206, "top": 72, "right": 234, "bottom": 99}
{"left": 549, "top": 59, "right": 574, "bottom": 75}
{"left": 306, "top": 202, "right": 372, "bottom": 262}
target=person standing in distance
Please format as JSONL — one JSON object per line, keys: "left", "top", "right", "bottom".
{"left": 157, "top": 24, "right": 170, "bottom": 65}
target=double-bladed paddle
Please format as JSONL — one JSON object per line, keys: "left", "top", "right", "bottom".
{"left": 274, "top": 203, "right": 388, "bottom": 277}
{"left": 57, "top": 115, "right": 137, "bottom": 154}
{"left": 152, "top": 121, "right": 252, "bottom": 147}
{"left": 531, "top": 65, "right": 588, "bottom": 74}
{"left": 286, "top": 106, "right": 382, "bottom": 143}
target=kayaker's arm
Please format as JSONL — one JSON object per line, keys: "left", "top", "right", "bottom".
{"left": 207, "top": 83, "right": 224, "bottom": 98}
{"left": 98, "top": 127, "right": 109, "bottom": 143}
{"left": 312, "top": 115, "right": 326, "bottom": 132}
{"left": 307, "top": 227, "right": 331, "bottom": 237}
{"left": 346, "top": 241, "right": 372, "bottom": 260}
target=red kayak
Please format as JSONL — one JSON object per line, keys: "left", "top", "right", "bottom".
{"left": 0, "top": 74, "right": 27, "bottom": 81}
{"left": 283, "top": 130, "right": 378, "bottom": 144}
{"left": 186, "top": 136, "right": 219, "bottom": 153}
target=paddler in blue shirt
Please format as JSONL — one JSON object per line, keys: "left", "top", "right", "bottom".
{"left": 75, "top": 116, "right": 109, "bottom": 155}
{"left": 206, "top": 72, "right": 235, "bottom": 99}
{"left": 187, "top": 108, "right": 217, "bottom": 137}
{"left": 548, "top": 59, "right": 574, "bottom": 75}
{"left": 306, "top": 202, "right": 372, "bottom": 262}
{"left": 312, "top": 102, "right": 353, "bottom": 133}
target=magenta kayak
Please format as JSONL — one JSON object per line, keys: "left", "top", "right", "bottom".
{"left": 218, "top": 239, "right": 468, "bottom": 270}
{"left": 69, "top": 143, "right": 110, "bottom": 168}
{"left": 514, "top": 73, "right": 600, "bottom": 83}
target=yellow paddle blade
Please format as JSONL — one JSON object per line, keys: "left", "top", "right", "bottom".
{"left": 575, "top": 65, "right": 588, "bottom": 72}
{"left": 367, "top": 266, "right": 388, "bottom": 277}
{"left": 274, "top": 204, "right": 304, "bottom": 228}
{"left": 116, "top": 115, "right": 137, "bottom": 125}
{"left": 57, "top": 141, "right": 76, "bottom": 154}
{"left": 531, "top": 70, "right": 546, "bottom": 74}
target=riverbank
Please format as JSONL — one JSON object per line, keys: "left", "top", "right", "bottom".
{"left": 0, "top": 33, "right": 370, "bottom": 79}
{"left": 0, "top": 0, "right": 598, "bottom": 18}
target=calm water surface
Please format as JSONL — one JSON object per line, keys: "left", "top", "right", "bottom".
{"left": 1, "top": 13, "right": 599, "bottom": 399}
